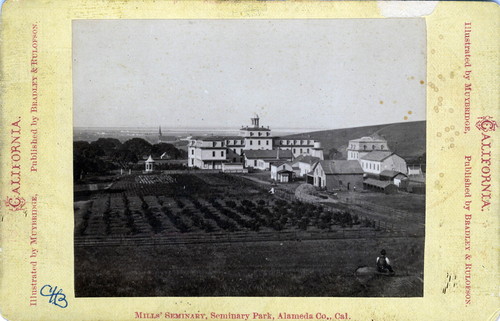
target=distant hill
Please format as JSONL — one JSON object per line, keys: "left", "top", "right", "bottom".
{"left": 285, "top": 121, "right": 426, "bottom": 162}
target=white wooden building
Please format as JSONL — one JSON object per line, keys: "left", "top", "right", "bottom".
{"left": 359, "top": 151, "right": 408, "bottom": 175}
{"left": 270, "top": 162, "right": 294, "bottom": 182}
{"left": 244, "top": 149, "right": 293, "bottom": 170}
{"left": 290, "top": 155, "right": 321, "bottom": 177}
{"left": 347, "top": 136, "right": 389, "bottom": 161}
{"left": 187, "top": 114, "right": 321, "bottom": 170}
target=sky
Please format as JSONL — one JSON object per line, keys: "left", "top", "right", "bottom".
{"left": 73, "top": 19, "right": 426, "bottom": 130}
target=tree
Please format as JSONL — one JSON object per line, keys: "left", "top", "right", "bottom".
{"left": 91, "top": 138, "right": 122, "bottom": 156}
{"left": 328, "top": 147, "right": 342, "bottom": 160}
{"left": 151, "top": 143, "right": 186, "bottom": 159}
{"left": 121, "top": 138, "right": 153, "bottom": 158}
{"left": 73, "top": 141, "right": 115, "bottom": 181}
{"left": 112, "top": 149, "right": 139, "bottom": 165}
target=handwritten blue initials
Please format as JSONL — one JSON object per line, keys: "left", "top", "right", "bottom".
{"left": 40, "top": 285, "right": 68, "bottom": 308}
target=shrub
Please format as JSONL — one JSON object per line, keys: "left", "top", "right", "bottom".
{"left": 225, "top": 200, "right": 237, "bottom": 208}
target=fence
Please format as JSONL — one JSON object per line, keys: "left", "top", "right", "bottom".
{"left": 74, "top": 227, "right": 424, "bottom": 248}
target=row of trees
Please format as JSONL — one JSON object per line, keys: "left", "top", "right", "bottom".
{"left": 74, "top": 138, "right": 187, "bottom": 181}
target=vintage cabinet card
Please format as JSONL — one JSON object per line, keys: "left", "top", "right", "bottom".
{"left": 0, "top": 1, "right": 498, "bottom": 321}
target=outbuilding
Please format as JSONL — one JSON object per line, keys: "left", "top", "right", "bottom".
{"left": 244, "top": 149, "right": 293, "bottom": 170}
{"left": 312, "top": 160, "right": 364, "bottom": 191}
{"left": 363, "top": 178, "right": 398, "bottom": 194}
{"left": 379, "top": 170, "right": 409, "bottom": 189}
{"left": 144, "top": 155, "right": 155, "bottom": 173}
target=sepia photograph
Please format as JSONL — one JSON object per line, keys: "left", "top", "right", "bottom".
{"left": 72, "top": 19, "right": 426, "bottom": 297}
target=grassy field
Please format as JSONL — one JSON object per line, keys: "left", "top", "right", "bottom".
{"left": 74, "top": 172, "right": 425, "bottom": 297}
{"left": 289, "top": 121, "right": 425, "bottom": 160}
{"left": 75, "top": 237, "right": 423, "bottom": 297}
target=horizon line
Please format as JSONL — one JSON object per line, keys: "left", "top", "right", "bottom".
{"left": 74, "top": 120, "right": 425, "bottom": 131}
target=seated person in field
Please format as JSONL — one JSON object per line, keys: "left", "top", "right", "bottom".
{"left": 376, "top": 249, "right": 394, "bottom": 273}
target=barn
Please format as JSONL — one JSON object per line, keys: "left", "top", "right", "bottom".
{"left": 312, "top": 160, "right": 364, "bottom": 191}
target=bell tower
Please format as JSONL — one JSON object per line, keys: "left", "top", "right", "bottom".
{"left": 251, "top": 114, "right": 260, "bottom": 128}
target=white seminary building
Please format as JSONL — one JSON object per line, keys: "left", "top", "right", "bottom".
{"left": 188, "top": 115, "right": 324, "bottom": 170}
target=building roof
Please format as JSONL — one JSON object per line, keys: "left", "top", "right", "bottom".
{"left": 364, "top": 178, "right": 395, "bottom": 189}
{"left": 277, "top": 169, "right": 294, "bottom": 174}
{"left": 379, "top": 170, "right": 404, "bottom": 179}
{"left": 281, "top": 134, "right": 313, "bottom": 140}
{"left": 292, "top": 155, "right": 320, "bottom": 165}
{"left": 360, "top": 151, "right": 395, "bottom": 162}
{"left": 244, "top": 149, "right": 293, "bottom": 160}
{"left": 223, "top": 136, "right": 245, "bottom": 140}
{"left": 240, "top": 126, "right": 271, "bottom": 131}
{"left": 145, "top": 155, "right": 154, "bottom": 163}
{"left": 190, "top": 135, "right": 227, "bottom": 141}
{"left": 349, "top": 136, "right": 387, "bottom": 143}
{"left": 270, "top": 161, "right": 286, "bottom": 167}
{"left": 318, "top": 160, "right": 364, "bottom": 175}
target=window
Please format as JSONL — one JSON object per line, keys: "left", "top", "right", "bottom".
{"left": 300, "top": 148, "right": 303, "bottom": 153}
{"left": 250, "top": 132, "right": 254, "bottom": 136}
{"left": 254, "top": 160, "right": 257, "bottom": 166}
{"left": 258, "top": 140, "right": 261, "bottom": 145}
{"left": 221, "top": 151, "right": 224, "bottom": 157}
{"left": 212, "top": 151, "right": 215, "bottom": 157}
{"left": 381, "top": 145, "right": 384, "bottom": 150}
{"left": 266, "top": 141, "right": 269, "bottom": 145}
{"left": 213, "top": 142, "right": 216, "bottom": 147}
{"left": 258, "top": 132, "right": 262, "bottom": 136}
{"left": 267, "top": 132, "right": 270, "bottom": 136}
{"left": 307, "top": 148, "right": 309, "bottom": 153}
{"left": 191, "top": 149, "right": 194, "bottom": 155}
{"left": 191, "top": 159, "right": 194, "bottom": 165}
{"left": 233, "top": 148, "right": 236, "bottom": 152}
{"left": 364, "top": 145, "right": 367, "bottom": 150}
{"left": 293, "top": 148, "right": 296, "bottom": 153}
{"left": 250, "top": 141, "right": 253, "bottom": 145}
{"left": 372, "top": 145, "right": 375, "bottom": 150}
